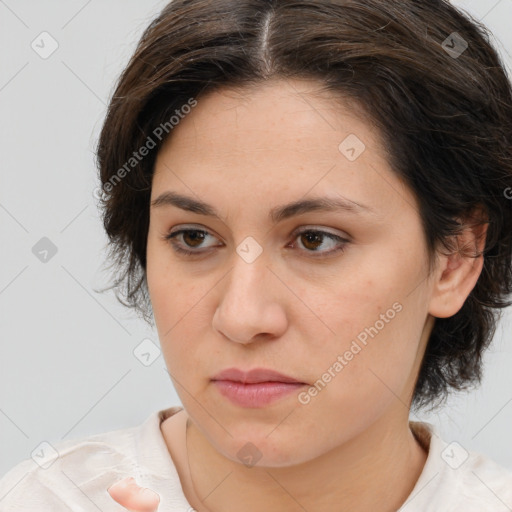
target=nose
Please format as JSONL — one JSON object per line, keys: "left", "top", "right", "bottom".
{"left": 212, "top": 251, "right": 288, "bottom": 345}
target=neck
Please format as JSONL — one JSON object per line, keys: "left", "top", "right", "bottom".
{"left": 184, "top": 407, "right": 428, "bottom": 512}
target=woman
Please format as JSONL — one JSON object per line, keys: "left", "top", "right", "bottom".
{"left": 1, "top": 0, "right": 511, "bottom": 510}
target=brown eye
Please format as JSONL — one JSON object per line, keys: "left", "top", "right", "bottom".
{"left": 300, "top": 231, "right": 324, "bottom": 251}
{"left": 164, "top": 226, "right": 349, "bottom": 258}
{"left": 291, "top": 229, "right": 349, "bottom": 257}
{"left": 181, "top": 230, "right": 207, "bottom": 248}
{"left": 165, "top": 228, "right": 219, "bottom": 256}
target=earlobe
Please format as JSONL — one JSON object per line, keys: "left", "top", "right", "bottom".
{"left": 428, "top": 209, "right": 488, "bottom": 319}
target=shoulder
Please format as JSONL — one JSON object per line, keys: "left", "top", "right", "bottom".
{"left": 0, "top": 420, "right": 144, "bottom": 511}
{"left": 408, "top": 421, "right": 512, "bottom": 512}
{"left": 454, "top": 449, "right": 512, "bottom": 511}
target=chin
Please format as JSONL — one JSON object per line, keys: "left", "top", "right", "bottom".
{"left": 212, "top": 429, "right": 320, "bottom": 469}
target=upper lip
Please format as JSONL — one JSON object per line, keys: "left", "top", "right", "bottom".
{"left": 212, "top": 367, "right": 305, "bottom": 384}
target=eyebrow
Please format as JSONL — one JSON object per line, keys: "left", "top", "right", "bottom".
{"left": 150, "top": 191, "right": 375, "bottom": 224}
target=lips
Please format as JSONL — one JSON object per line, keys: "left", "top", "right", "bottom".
{"left": 211, "top": 368, "right": 307, "bottom": 408}
{"left": 211, "top": 367, "right": 306, "bottom": 384}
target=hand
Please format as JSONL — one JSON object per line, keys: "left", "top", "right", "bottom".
{"left": 107, "top": 476, "right": 161, "bottom": 512}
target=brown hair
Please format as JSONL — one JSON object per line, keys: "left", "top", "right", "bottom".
{"left": 95, "top": 0, "right": 512, "bottom": 411}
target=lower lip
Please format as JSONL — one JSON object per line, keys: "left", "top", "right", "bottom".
{"left": 213, "top": 380, "right": 306, "bottom": 408}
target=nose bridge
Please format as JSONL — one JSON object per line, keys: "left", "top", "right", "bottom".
{"left": 224, "top": 246, "right": 270, "bottom": 312}
{"left": 213, "top": 243, "right": 287, "bottom": 343}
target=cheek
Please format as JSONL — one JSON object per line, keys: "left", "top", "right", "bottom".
{"left": 147, "top": 235, "right": 193, "bottom": 329}
{"left": 326, "top": 299, "right": 424, "bottom": 423}
{"left": 146, "top": 241, "right": 214, "bottom": 380}
{"left": 309, "top": 258, "right": 426, "bottom": 406}
{"left": 291, "top": 309, "right": 421, "bottom": 453}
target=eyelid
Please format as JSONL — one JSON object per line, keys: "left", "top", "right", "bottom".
{"left": 168, "top": 223, "right": 350, "bottom": 241}
{"left": 290, "top": 224, "right": 350, "bottom": 240}
{"left": 166, "top": 225, "right": 221, "bottom": 253}
{"left": 165, "top": 224, "right": 350, "bottom": 257}
{"left": 288, "top": 227, "right": 350, "bottom": 256}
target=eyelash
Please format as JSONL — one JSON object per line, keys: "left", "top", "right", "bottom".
{"left": 163, "top": 227, "right": 349, "bottom": 258}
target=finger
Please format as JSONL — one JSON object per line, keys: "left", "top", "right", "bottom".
{"left": 107, "top": 476, "right": 161, "bottom": 512}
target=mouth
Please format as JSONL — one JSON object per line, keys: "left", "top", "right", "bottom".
{"left": 211, "top": 367, "right": 307, "bottom": 408}
{"left": 211, "top": 367, "right": 306, "bottom": 384}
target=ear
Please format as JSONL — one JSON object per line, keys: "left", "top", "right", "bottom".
{"left": 428, "top": 207, "right": 489, "bottom": 319}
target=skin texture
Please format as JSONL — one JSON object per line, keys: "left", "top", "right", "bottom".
{"left": 121, "top": 78, "right": 487, "bottom": 512}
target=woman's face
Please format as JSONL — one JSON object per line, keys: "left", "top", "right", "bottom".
{"left": 146, "top": 78, "right": 438, "bottom": 466}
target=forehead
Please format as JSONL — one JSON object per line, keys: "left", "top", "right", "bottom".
{"left": 152, "top": 78, "right": 416, "bottom": 220}
{"left": 160, "top": 78, "right": 380, "bottom": 151}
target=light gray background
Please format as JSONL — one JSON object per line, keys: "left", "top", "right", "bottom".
{"left": 1, "top": 0, "right": 511, "bottom": 480}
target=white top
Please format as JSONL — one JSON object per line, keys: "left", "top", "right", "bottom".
{"left": 0, "top": 405, "right": 511, "bottom": 511}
